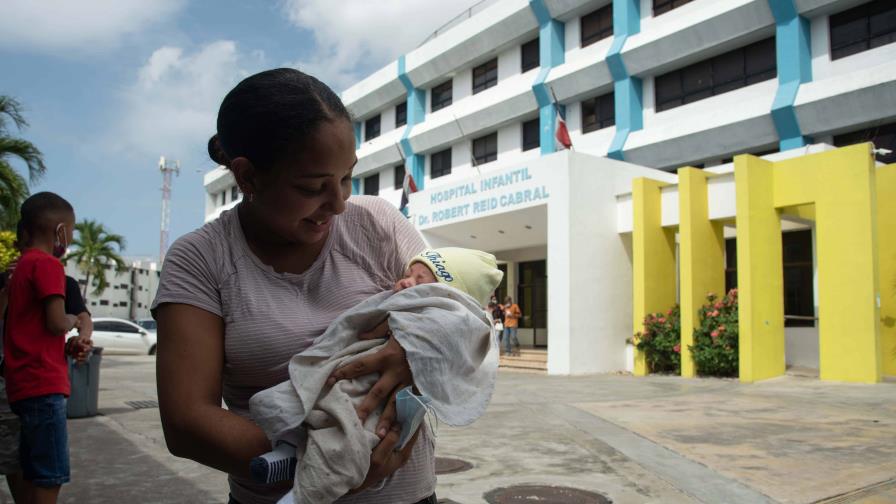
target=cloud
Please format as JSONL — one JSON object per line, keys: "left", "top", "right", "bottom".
{"left": 281, "top": 0, "right": 482, "bottom": 91}
{"left": 0, "top": 0, "right": 184, "bottom": 54}
{"left": 113, "top": 41, "right": 265, "bottom": 167}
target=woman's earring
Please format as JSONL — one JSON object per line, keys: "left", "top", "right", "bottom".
{"left": 247, "top": 193, "right": 254, "bottom": 203}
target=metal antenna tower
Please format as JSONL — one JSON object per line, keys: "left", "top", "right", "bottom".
{"left": 159, "top": 156, "right": 180, "bottom": 263}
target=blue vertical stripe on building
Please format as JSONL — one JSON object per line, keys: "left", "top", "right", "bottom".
{"left": 351, "top": 177, "right": 361, "bottom": 195}
{"left": 529, "top": 0, "right": 565, "bottom": 155}
{"left": 607, "top": 0, "right": 642, "bottom": 161}
{"left": 769, "top": 0, "right": 812, "bottom": 150}
{"left": 398, "top": 54, "right": 426, "bottom": 191}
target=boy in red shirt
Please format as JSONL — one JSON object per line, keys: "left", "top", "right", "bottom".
{"left": 4, "top": 192, "right": 87, "bottom": 504}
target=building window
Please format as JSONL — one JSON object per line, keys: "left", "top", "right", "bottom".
{"left": 99, "top": 300, "right": 109, "bottom": 306}
{"left": 581, "top": 4, "right": 613, "bottom": 48}
{"left": 472, "top": 133, "right": 498, "bottom": 165}
{"left": 431, "top": 80, "right": 453, "bottom": 112}
{"left": 472, "top": 58, "right": 498, "bottom": 94}
{"left": 231, "top": 185, "right": 239, "bottom": 202}
{"left": 394, "top": 164, "right": 405, "bottom": 189}
{"left": 220, "top": 191, "right": 226, "bottom": 206}
{"left": 725, "top": 230, "right": 815, "bottom": 328}
{"left": 364, "top": 114, "right": 381, "bottom": 141}
{"left": 833, "top": 121, "right": 896, "bottom": 163}
{"left": 782, "top": 230, "right": 815, "bottom": 327}
{"left": 522, "top": 118, "right": 540, "bottom": 152}
{"left": 363, "top": 172, "right": 379, "bottom": 196}
{"left": 521, "top": 38, "right": 539, "bottom": 72}
{"left": 395, "top": 101, "right": 407, "bottom": 128}
{"left": 830, "top": 0, "right": 896, "bottom": 60}
{"left": 655, "top": 37, "right": 776, "bottom": 112}
{"left": 582, "top": 92, "right": 615, "bottom": 133}
{"left": 653, "top": 0, "right": 695, "bottom": 16}
{"left": 430, "top": 148, "right": 452, "bottom": 179}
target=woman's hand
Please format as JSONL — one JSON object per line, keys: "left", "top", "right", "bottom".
{"left": 326, "top": 319, "right": 413, "bottom": 438}
{"left": 350, "top": 422, "right": 421, "bottom": 494}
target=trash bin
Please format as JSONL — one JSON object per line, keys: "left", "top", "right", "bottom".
{"left": 67, "top": 347, "right": 103, "bottom": 419}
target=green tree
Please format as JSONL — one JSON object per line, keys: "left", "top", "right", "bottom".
{"left": 64, "top": 220, "right": 126, "bottom": 300}
{"left": 0, "top": 96, "right": 46, "bottom": 230}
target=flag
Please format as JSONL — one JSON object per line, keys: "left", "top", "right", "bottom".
{"left": 400, "top": 170, "right": 418, "bottom": 212}
{"left": 555, "top": 104, "right": 572, "bottom": 150}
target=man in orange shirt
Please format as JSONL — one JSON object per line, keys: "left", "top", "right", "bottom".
{"left": 502, "top": 296, "right": 521, "bottom": 356}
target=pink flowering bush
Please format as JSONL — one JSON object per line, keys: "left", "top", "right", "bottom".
{"left": 690, "top": 289, "right": 739, "bottom": 377}
{"left": 629, "top": 305, "right": 681, "bottom": 374}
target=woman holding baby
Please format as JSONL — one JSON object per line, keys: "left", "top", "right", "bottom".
{"left": 152, "top": 69, "right": 436, "bottom": 504}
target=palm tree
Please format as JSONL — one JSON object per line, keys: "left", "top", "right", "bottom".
{"left": 0, "top": 96, "right": 47, "bottom": 229}
{"left": 64, "top": 220, "right": 127, "bottom": 300}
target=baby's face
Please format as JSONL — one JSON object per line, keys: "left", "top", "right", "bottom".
{"left": 394, "top": 262, "right": 438, "bottom": 292}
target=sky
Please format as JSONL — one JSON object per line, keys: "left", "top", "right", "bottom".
{"left": 0, "top": 0, "right": 478, "bottom": 260}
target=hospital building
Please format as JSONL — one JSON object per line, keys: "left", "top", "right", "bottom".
{"left": 204, "top": 0, "right": 896, "bottom": 381}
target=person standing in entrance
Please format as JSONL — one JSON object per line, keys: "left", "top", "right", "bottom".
{"left": 502, "top": 296, "right": 521, "bottom": 356}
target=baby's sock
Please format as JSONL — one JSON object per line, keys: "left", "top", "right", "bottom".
{"left": 250, "top": 443, "right": 297, "bottom": 484}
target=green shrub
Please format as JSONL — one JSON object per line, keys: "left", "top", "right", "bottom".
{"left": 630, "top": 305, "right": 681, "bottom": 374}
{"left": 690, "top": 289, "right": 739, "bottom": 377}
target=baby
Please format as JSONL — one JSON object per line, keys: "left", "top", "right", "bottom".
{"left": 249, "top": 247, "right": 504, "bottom": 504}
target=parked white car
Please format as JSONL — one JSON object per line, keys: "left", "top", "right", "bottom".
{"left": 71, "top": 317, "right": 157, "bottom": 355}
{"left": 134, "top": 318, "right": 156, "bottom": 332}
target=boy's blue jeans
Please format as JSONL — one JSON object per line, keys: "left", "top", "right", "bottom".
{"left": 502, "top": 327, "right": 519, "bottom": 353}
{"left": 10, "top": 394, "right": 70, "bottom": 487}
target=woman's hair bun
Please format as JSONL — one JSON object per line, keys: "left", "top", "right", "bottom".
{"left": 208, "top": 134, "right": 233, "bottom": 168}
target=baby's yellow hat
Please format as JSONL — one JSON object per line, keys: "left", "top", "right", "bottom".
{"left": 409, "top": 247, "right": 504, "bottom": 306}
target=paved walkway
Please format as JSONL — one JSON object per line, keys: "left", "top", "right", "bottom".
{"left": 0, "top": 356, "right": 893, "bottom": 503}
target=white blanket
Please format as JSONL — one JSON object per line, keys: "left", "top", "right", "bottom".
{"left": 249, "top": 284, "right": 498, "bottom": 504}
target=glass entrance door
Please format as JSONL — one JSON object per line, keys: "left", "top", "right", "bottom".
{"left": 517, "top": 260, "right": 547, "bottom": 348}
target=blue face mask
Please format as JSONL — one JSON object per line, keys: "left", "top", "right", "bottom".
{"left": 395, "top": 386, "right": 432, "bottom": 450}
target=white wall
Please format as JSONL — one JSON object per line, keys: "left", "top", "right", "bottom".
{"left": 547, "top": 151, "right": 645, "bottom": 374}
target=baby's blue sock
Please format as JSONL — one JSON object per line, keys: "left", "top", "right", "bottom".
{"left": 250, "top": 443, "right": 297, "bottom": 484}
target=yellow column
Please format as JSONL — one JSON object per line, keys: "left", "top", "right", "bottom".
{"left": 879, "top": 164, "right": 896, "bottom": 377}
{"left": 774, "top": 144, "right": 882, "bottom": 383}
{"left": 632, "top": 178, "right": 677, "bottom": 376}
{"left": 678, "top": 168, "right": 725, "bottom": 377}
{"left": 814, "top": 145, "right": 880, "bottom": 383}
{"left": 735, "top": 155, "right": 785, "bottom": 382}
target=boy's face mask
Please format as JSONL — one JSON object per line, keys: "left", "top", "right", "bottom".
{"left": 53, "top": 223, "right": 68, "bottom": 258}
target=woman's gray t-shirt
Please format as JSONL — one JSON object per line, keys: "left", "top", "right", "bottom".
{"left": 152, "top": 196, "right": 432, "bottom": 504}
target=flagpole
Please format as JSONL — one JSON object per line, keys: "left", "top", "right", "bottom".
{"left": 549, "top": 85, "right": 560, "bottom": 106}
{"left": 452, "top": 114, "right": 482, "bottom": 178}
{"left": 549, "top": 85, "right": 574, "bottom": 152}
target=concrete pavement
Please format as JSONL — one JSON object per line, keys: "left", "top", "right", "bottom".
{"left": 0, "top": 355, "right": 893, "bottom": 503}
